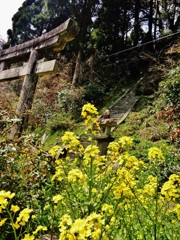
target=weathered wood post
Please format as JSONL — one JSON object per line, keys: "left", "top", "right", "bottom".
{"left": 0, "top": 18, "right": 79, "bottom": 139}
{"left": 9, "top": 50, "right": 39, "bottom": 138}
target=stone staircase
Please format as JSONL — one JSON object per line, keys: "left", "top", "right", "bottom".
{"left": 106, "top": 87, "right": 139, "bottom": 132}
{"left": 93, "top": 85, "right": 140, "bottom": 155}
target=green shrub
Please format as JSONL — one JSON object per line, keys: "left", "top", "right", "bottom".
{"left": 45, "top": 112, "right": 75, "bottom": 134}
{"left": 58, "top": 87, "right": 85, "bottom": 119}
{"left": 83, "top": 82, "right": 106, "bottom": 106}
{"left": 159, "top": 68, "right": 180, "bottom": 109}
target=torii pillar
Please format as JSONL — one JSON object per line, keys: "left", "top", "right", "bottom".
{"left": 9, "top": 50, "right": 39, "bottom": 138}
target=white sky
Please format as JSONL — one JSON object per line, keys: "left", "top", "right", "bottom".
{"left": 0, "top": 0, "right": 25, "bottom": 41}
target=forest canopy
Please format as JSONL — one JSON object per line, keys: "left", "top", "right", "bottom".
{"left": 5, "top": 0, "right": 180, "bottom": 52}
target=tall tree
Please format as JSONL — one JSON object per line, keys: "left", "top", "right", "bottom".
{"left": 95, "top": 0, "right": 132, "bottom": 53}
{"left": 165, "top": 0, "right": 180, "bottom": 32}
{"left": 133, "top": 0, "right": 141, "bottom": 45}
{"left": 40, "top": 0, "right": 70, "bottom": 31}
{"left": 159, "top": 0, "right": 180, "bottom": 33}
{"left": 6, "top": 0, "right": 69, "bottom": 46}
{"left": 147, "top": 0, "right": 154, "bottom": 43}
{"left": 69, "top": 0, "right": 100, "bottom": 87}
{"left": 9, "top": 0, "right": 48, "bottom": 44}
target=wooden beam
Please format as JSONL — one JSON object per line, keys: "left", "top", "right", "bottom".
{"left": 0, "top": 18, "right": 79, "bottom": 63}
{"left": 0, "top": 60, "right": 59, "bottom": 81}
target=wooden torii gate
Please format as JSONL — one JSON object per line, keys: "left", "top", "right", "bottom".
{"left": 0, "top": 18, "right": 79, "bottom": 139}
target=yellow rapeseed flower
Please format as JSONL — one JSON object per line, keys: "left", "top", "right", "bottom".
{"left": 0, "top": 218, "right": 7, "bottom": 227}
{"left": 10, "top": 205, "right": 20, "bottom": 213}
{"left": 33, "top": 225, "right": 47, "bottom": 235}
{"left": 12, "top": 222, "right": 20, "bottom": 229}
{"left": 143, "top": 175, "right": 158, "bottom": 196}
{"left": 61, "top": 132, "right": 80, "bottom": 148}
{"left": 0, "top": 190, "right": 15, "bottom": 209}
{"left": 84, "top": 145, "right": 100, "bottom": 157}
{"left": 59, "top": 214, "right": 72, "bottom": 231}
{"left": 21, "top": 234, "right": 35, "bottom": 240}
{"left": 16, "top": 208, "right": 33, "bottom": 226}
{"left": 91, "top": 228, "right": 101, "bottom": 239}
{"left": 161, "top": 174, "right": 180, "bottom": 201}
{"left": 92, "top": 188, "right": 98, "bottom": 194}
{"left": 173, "top": 204, "right": 180, "bottom": 220}
{"left": 107, "top": 141, "right": 119, "bottom": 153}
{"left": 148, "top": 147, "right": 164, "bottom": 163}
{"left": 70, "top": 218, "right": 88, "bottom": 238}
{"left": 0, "top": 198, "right": 8, "bottom": 209}
{"left": 102, "top": 203, "right": 114, "bottom": 216}
{"left": 0, "top": 190, "right": 15, "bottom": 200}
{"left": 81, "top": 103, "right": 98, "bottom": 117}
{"left": 44, "top": 204, "right": 50, "bottom": 210}
{"left": 52, "top": 194, "right": 63, "bottom": 203}
{"left": 52, "top": 168, "right": 64, "bottom": 181}
{"left": 68, "top": 169, "right": 86, "bottom": 183}
{"left": 118, "top": 136, "right": 133, "bottom": 149}
{"left": 49, "top": 145, "right": 61, "bottom": 158}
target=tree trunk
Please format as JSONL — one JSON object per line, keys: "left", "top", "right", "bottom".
{"left": 134, "top": 0, "right": 140, "bottom": 46}
{"left": 167, "top": 0, "right": 177, "bottom": 31}
{"left": 154, "top": 0, "right": 158, "bottom": 39}
{"left": 147, "top": 0, "right": 154, "bottom": 50}
{"left": 71, "top": 44, "right": 83, "bottom": 88}
{"left": 157, "top": 1, "right": 163, "bottom": 33}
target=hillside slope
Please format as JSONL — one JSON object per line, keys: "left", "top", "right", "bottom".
{"left": 111, "top": 39, "right": 180, "bottom": 148}
{"left": 0, "top": 38, "right": 179, "bottom": 152}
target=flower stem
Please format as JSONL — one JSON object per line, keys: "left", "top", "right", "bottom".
{"left": 7, "top": 208, "right": 18, "bottom": 240}
{"left": 88, "top": 157, "right": 93, "bottom": 214}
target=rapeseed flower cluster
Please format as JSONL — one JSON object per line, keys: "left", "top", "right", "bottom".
{"left": 59, "top": 212, "right": 105, "bottom": 240}
{"left": 118, "top": 136, "right": 133, "bottom": 149}
{"left": 0, "top": 190, "right": 47, "bottom": 239}
{"left": 81, "top": 103, "right": 99, "bottom": 118}
{"left": 173, "top": 204, "right": 180, "bottom": 220}
{"left": 84, "top": 145, "right": 100, "bottom": 165}
{"left": 68, "top": 169, "right": 87, "bottom": 183}
{"left": 148, "top": 147, "right": 164, "bottom": 164}
{"left": 48, "top": 145, "right": 62, "bottom": 158}
{"left": 61, "top": 132, "right": 80, "bottom": 148}
{"left": 143, "top": 175, "right": 158, "bottom": 196}
{"left": 13, "top": 208, "right": 33, "bottom": 229}
{"left": 0, "top": 190, "right": 15, "bottom": 210}
{"left": 20, "top": 225, "right": 47, "bottom": 240}
{"left": 52, "top": 194, "right": 64, "bottom": 204}
{"left": 21, "top": 234, "right": 35, "bottom": 240}
{"left": 161, "top": 174, "right": 180, "bottom": 201}
{"left": 49, "top": 104, "right": 180, "bottom": 238}
{"left": 81, "top": 103, "right": 100, "bottom": 135}
{"left": 0, "top": 190, "right": 15, "bottom": 227}
{"left": 101, "top": 204, "right": 114, "bottom": 216}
